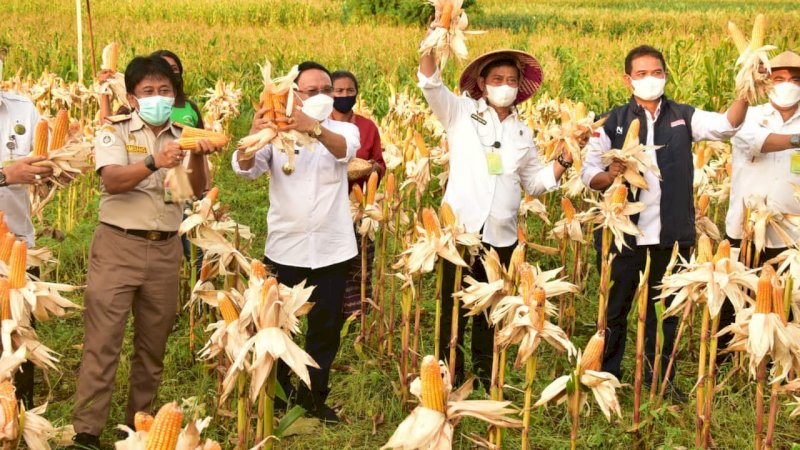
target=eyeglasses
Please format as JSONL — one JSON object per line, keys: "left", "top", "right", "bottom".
{"left": 297, "top": 86, "right": 334, "bottom": 97}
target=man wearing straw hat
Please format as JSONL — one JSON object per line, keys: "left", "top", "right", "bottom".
{"left": 581, "top": 45, "right": 748, "bottom": 398}
{"left": 419, "top": 48, "right": 573, "bottom": 386}
{"left": 719, "top": 50, "right": 800, "bottom": 346}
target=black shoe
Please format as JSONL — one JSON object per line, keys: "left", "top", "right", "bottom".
{"left": 297, "top": 388, "right": 340, "bottom": 424}
{"left": 307, "top": 402, "right": 341, "bottom": 424}
{"left": 71, "top": 432, "right": 100, "bottom": 449}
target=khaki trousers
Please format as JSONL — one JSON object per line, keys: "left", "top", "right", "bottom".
{"left": 73, "top": 223, "right": 182, "bottom": 435}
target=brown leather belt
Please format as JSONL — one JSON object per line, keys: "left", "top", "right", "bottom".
{"left": 101, "top": 222, "right": 177, "bottom": 241}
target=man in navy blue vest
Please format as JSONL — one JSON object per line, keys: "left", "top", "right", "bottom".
{"left": 580, "top": 45, "right": 748, "bottom": 398}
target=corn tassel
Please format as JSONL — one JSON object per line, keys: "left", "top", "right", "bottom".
{"left": 582, "top": 332, "right": 605, "bottom": 373}
{"left": 755, "top": 267, "right": 773, "bottom": 314}
{"left": 727, "top": 21, "right": 749, "bottom": 54}
{"left": 0, "top": 279, "right": 10, "bottom": 321}
{"left": 218, "top": 293, "right": 240, "bottom": 324}
{"left": 561, "top": 197, "right": 576, "bottom": 221}
{"left": 135, "top": 412, "right": 155, "bottom": 432}
{"left": 49, "top": 109, "right": 69, "bottom": 151}
{"left": 750, "top": 14, "right": 766, "bottom": 49}
{"left": 8, "top": 240, "right": 27, "bottom": 289}
{"left": 366, "top": 171, "right": 379, "bottom": 205}
{"left": 439, "top": 202, "right": 456, "bottom": 227}
{"left": 145, "top": 402, "right": 183, "bottom": 450}
{"left": 32, "top": 119, "right": 49, "bottom": 157}
{"left": 419, "top": 356, "right": 446, "bottom": 413}
{"left": 623, "top": 119, "right": 640, "bottom": 149}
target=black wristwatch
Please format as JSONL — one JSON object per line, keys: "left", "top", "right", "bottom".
{"left": 0, "top": 168, "right": 7, "bottom": 187}
{"left": 144, "top": 154, "right": 158, "bottom": 172}
{"left": 557, "top": 153, "right": 573, "bottom": 169}
{"left": 790, "top": 133, "right": 800, "bottom": 148}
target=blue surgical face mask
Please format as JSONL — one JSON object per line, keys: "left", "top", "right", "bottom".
{"left": 136, "top": 95, "right": 174, "bottom": 125}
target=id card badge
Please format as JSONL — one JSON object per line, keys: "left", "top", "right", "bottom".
{"left": 791, "top": 151, "right": 800, "bottom": 174}
{"left": 486, "top": 153, "right": 503, "bottom": 175}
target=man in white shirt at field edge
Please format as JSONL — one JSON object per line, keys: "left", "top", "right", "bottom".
{"left": 418, "top": 47, "right": 573, "bottom": 386}
{"left": 581, "top": 45, "right": 748, "bottom": 399}
{"left": 232, "top": 61, "right": 360, "bottom": 423}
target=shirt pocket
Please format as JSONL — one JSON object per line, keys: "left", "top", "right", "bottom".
{"left": 127, "top": 152, "right": 156, "bottom": 190}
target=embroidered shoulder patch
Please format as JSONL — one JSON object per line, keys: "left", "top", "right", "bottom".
{"left": 98, "top": 131, "right": 116, "bottom": 147}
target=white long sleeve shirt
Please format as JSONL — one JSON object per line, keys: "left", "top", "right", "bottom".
{"left": 418, "top": 70, "right": 558, "bottom": 247}
{"left": 582, "top": 101, "right": 739, "bottom": 246}
{"left": 726, "top": 102, "right": 800, "bottom": 247}
{"left": 232, "top": 119, "right": 360, "bottom": 269}
{"left": 0, "top": 92, "right": 40, "bottom": 246}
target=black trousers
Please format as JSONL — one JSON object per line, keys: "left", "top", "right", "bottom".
{"left": 598, "top": 245, "right": 691, "bottom": 383}
{"left": 264, "top": 257, "right": 349, "bottom": 402}
{"left": 439, "top": 243, "right": 516, "bottom": 385}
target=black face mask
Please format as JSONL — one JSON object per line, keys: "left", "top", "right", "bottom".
{"left": 333, "top": 95, "right": 357, "bottom": 113}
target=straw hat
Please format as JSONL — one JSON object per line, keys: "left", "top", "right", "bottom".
{"left": 458, "top": 49, "right": 543, "bottom": 104}
{"left": 770, "top": 51, "right": 800, "bottom": 70}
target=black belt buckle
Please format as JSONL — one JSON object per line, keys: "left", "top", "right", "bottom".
{"left": 145, "top": 230, "right": 162, "bottom": 241}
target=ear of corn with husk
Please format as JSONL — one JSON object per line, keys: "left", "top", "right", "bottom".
{"left": 419, "top": 0, "right": 483, "bottom": 71}
{"left": 727, "top": 14, "right": 777, "bottom": 103}
{"left": 600, "top": 119, "right": 663, "bottom": 192}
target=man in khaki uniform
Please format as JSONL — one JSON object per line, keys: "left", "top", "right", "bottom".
{"left": 71, "top": 55, "right": 217, "bottom": 448}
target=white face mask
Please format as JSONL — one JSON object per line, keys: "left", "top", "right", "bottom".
{"left": 630, "top": 76, "right": 666, "bottom": 101}
{"left": 300, "top": 93, "right": 334, "bottom": 122}
{"left": 768, "top": 81, "right": 800, "bottom": 109}
{"left": 485, "top": 84, "right": 519, "bottom": 108}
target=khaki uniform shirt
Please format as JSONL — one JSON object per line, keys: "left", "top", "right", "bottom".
{"left": 0, "top": 92, "right": 40, "bottom": 246}
{"left": 94, "top": 112, "right": 184, "bottom": 231}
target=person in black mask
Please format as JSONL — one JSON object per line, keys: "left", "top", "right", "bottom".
{"left": 329, "top": 70, "right": 385, "bottom": 319}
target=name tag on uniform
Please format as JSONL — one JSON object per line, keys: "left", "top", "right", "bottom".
{"left": 486, "top": 153, "right": 503, "bottom": 175}
{"left": 791, "top": 151, "right": 800, "bottom": 174}
{"left": 126, "top": 144, "right": 148, "bottom": 154}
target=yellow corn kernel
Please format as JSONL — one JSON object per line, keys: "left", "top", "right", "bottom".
{"left": 8, "top": 240, "right": 27, "bottom": 289}
{"left": 755, "top": 266, "right": 773, "bottom": 314}
{"left": 0, "top": 233, "right": 15, "bottom": 264}
{"left": 352, "top": 184, "right": 364, "bottom": 205}
{"left": 0, "top": 279, "right": 10, "bottom": 321}
{"left": 582, "top": 331, "right": 605, "bottom": 373}
{"left": 623, "top": 119, "right": 640, "bottom": 149}
{"left": 713, "top": 239, "right": 731, "bottom": 264}
{"left": 610, "top": 184, "right": 628, "bottom": 205}
{"left": 135, "top": 411, "right": 155, "bottom": 432}
{"left": 561, "top": 197, "right": 576, "bottom": 221}
{"left": 750, "top": 14, "right": 766, "bottom": 49}
{"left": 33, "top": 119, "right": 49, "bottom": 157}
{"left": 217, "top": 293, "right": 239, "bottom": 324}
{"left": 439, "top": 202, "right": 456, "bottom": 227}
{"left": 49, "top": 109, "right": 69, "bottom": 151}
{"left": 366, "top": 171, "right": 379, "bottom": 205}
{"left": 0, "top": 380, "right": 18, "bottom": 432}
{"left": 696, "top": 234, "right": 713, "bottom": 264}
{"left": 421, "top": 208, "right": 441, "bottom": 238}
{"left": 419, "top": 355, "right": 446, "bottom": 413}
{"left": 177, "top": 134, "right": 229, "bottom": 150}
{"left": 145, "top": 402, "right": 183, "bottom": 450}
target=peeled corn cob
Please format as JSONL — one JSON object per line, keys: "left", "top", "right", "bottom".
{"left": 755, "top": 266, "right": 773, "bottom": 314}
{"left": 250, "top": 260, "right": 268, "bottom": 280}
{"left": 530, "top": 286, "right": 546, "bottom": 331}
{"left": 419, "top": 355, "right": 446, "bottom": 413}
{"left": 0, "top": 279, "right": 10, "bottom": 321}
{"left": 205, "top": 186, "right": 220, "bottom": 205}
{"left": 727, "top": 21, "right": 749, "bottom": 54}
{"left": 582, "top": 331, "right": 605, "bottom": 373}
{"left": 623, "top": 119, "right": 640, "bottom": 149}
{"left": 101, "top": 42, "right": 120, "bottom": 71}
{"left": 366, "top": 171, "right": 379, "bottom": 205}
{"left": 352, "top": 184, "right": 364, "bottom": 205}
{"left": 217, "top": 292, "right": 240, "bottom": 324}
{"left": 0, "top": 380, "right": 18, "bottom": 432}
{"left": 610, "top": 185, "right": 628, "bottom": 205}
{"left": 421, "top": 208, "right": 441, "bottom": 237}
{"left": 49, "top": 109, "right": 69, "bottom": 151}
{"left": 32, "top": 119, "right": 49, "bottom": 157}
{"left": 177, "top": 126, "right": 229, "bottom": 150}
{"left": 0, "top": 232, "right": 15, "bottom": 263}
{"left": 713, "top": 239, "right": 731, "bottom": 264}
{"left": 696, "top": 234, "right": 713, "bottom": 264}
{"left": 751, "top": 14, "right": 766, "bottom": 49}
{"left": 439, "top": 202, "right": 456, "bottom": 227}
{"left": 135, "top": 411, "right": 155, "bottom": 432}
{"left": 561, "top": 197, "right": 576, "bottom": 221}
{"left": 145, "top": 402, "right": 183, "bottom": 450}
{"left": 385, "top": 172, "right": 396, "bottom": 204}
{"left": 697, "top": 194, "right": 710, "bottom": 216}
{"left": 413, "top": 131, "right": 429, "bottom": 158}
{"left": 437, "top": 2, "right": 454, "bottom": 29}
{"left": 8, "top": 240, "right": 27, "bottom": 289}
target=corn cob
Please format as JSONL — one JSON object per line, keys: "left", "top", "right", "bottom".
{"left": 517, "top": 225, "right": 527, "bottom": 244}
{"left": 385, "top": 172, "right": 396, "bottom": 204}
{"left": 560, "top": 109, "right": 572, "bottom": 124}
{"left": 264, "top": 277, "right": 279, "bottom": 297}
{"left": 530, "top": 286, "right": 546, "bottom": 331}
{"left": 270, "top": 92, "right": 290, "bottom": 130}
{"left": 582, "top": 331, "right": 605, "bottom": 373}
{"left": 419, "top": 355, "right": 446, "bottom": 413}
{"left": 8, "top": 240, "right": 27, "bottom": 289}
{"left": 713, "top": 239, "right": 731, "bottom": 264}
{"left": 0, "top": 233, "right": 15, "bottom": 263}
{"left": 437, "top": 1, "right": 454, "bottom": 29}
{"left": 198, "top": 262, "right": 213, "bottom": 283}
{"left": 0, "top": 380, "right": 18, "bottom": 431}
{"left": 0, "top": 279, "right": 10, "bottom": 321}
{"left": 352, "top": 184, "right": 364, "bottom": 205}
{"left": 727, "top": 21, "right": 748, "bottom": 54}
{"left": 509, "top": 245, "right": 526, "bottom": 280}
{"left": 575, "top": 102, "right": 587, "bottom": 120}
{"left": 610, "top": 184, "right": 628, "bottom": 205}
{"left": 421, "top": 208, "right": 441, "bottom": 237}
{"left": 49, "top": 109, "right": 69, "bottom": 151}
{"left": 32, "top": 119, "right": 49, "bottom": 157}
{"left": 623, "top": 119, "right": 640, "bottom": 149}
{"left": 694, "top": 145, "right": 706, "bottom": 170}
{"left": 439, "top": 202, "right": 456, "bottom": 227}
{"left": 101, "top": 42, "right": 120, "bottom": 71}
{"left": 413, "top": 131, "right": 429, "bottom": 158}
{"left": 205, "top": 187, "right": 219, "bottom": 206}
{"left": 366, "top": 171, "right": 379, "bottom": 205}
{"left": 217, "top": 293, "right": 239, "bottom": 324}
{"left": 561, "top": 197, "right": 576, "bottom": 221}
{"left": 0, "top": 212, "right": 7, "bottom": 237}
{"left": 145, "top": 402, "right": 183, "bottom": 450}
{"left": 135, "top": 411, "right": 155, "bottom": 432}
{"left": 250, "top": 260, "right": 268, "bottom": 280}
{"left": 177, "top": 126, "right": 229, "bottom": 150}
{"left": 518, "top": 265, "right": 534, "bottom": 298}
{"left": 697, "top": 194, "right": 710, "bottom": 216}
{"left": 750, "top": 14, "right": 766, "bottom": 50}
{"left": 755, "top": 267, "right": 773, "bottom": 314}
{"left": 696, "top": 234, "right": 713, "bottom": 264}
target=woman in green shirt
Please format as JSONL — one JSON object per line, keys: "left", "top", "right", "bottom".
{"left": 150, "top": 50, "right": 205, "bottom": 129}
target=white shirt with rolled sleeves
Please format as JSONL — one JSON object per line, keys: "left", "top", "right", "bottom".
{"left": 581, "top": 100, "right": 740, "bottom": 246}
{"left": 726, "top": 103, "right": 800, "bottom": 248}
{"left": 0, "top": 92, "right": 40, "bottom": 246}
{"left": 232, "top": 118, "right": 360, "bottom": 269}
{"left": 417, "top": 70, "right": 558, "bottom": 248}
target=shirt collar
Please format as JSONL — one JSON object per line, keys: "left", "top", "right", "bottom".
{"left": 476, "top": 97, "right": 519, "bottom": 118}
{"left": 762, "top": 101, "right": 800, "bottom": 123}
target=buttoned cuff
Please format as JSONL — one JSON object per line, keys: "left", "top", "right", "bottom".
{"left": 417, "top": 69, "right": 443, "bottom": 89}
{"left": 231, "top": 146, "right": 268, "bottom": 179}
